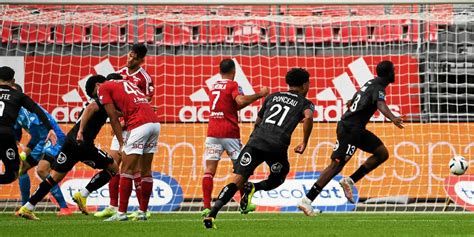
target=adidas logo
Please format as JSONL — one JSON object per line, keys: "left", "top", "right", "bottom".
{"left": 53, "top": 59, "right": 115, "bottom": 122}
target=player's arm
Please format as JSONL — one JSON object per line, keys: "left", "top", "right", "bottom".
{"left": 76, "top": 101, "right": 100, "bottom": 143}
{"left": 104, "top": 103, "right": 124, "bottom": 148}
{"left": 377, "top": 100, "right": 404, "bottom": 129}
{"left": 20, "top": 94, "right": 57, "bottom": 145}
{"left": 235, "top": 87, "right": 269, "bottom": 110}
{"left": 294, "top": 108, "right": 313, "bottom": 154}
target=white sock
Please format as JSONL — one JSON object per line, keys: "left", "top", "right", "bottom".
{"left": 80, "top": 189, "right": 90, "bottom": 198}
{"left": 25, "top": 202, "right": 35, "bottom": 211}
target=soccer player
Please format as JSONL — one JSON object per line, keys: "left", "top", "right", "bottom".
{"left": 95, "top": 44, "right": 154, "bottom": 218}
{"left": 98, "top": 78, "right": 160, "bottom": 221}
{"left": 201, "top": 59, "right": 269, "bottom": 217}
{"left": 16, "top": 75, "right": 119, "bottom": 220}
{"left": 13, "top": 84, "right": 72, "bottom": 216}
{"left": 297, "top": 60, "right": 404, "bottom": 216}
{"left": 203, "top": 68, "right": 314, "bottom": 228}
{"left": 0, "top": 66, "right": 57, "bottom": 185}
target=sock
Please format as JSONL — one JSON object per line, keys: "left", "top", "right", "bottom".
{"left": 109, "top": 173, "right": 120, "bottom": 207}
{"left": 306, "top": 183, "right": 323, "bottom": 202}
{"left": 85, "top": 170, "right": 113, "bottom": 197}
{"left": 350, "top": 165, "right": 369, "bottom": 183}
{"left": 50, "top": 184, "right": 68, "bottom": 208}
{"left": 81, "top": 189, "right": 90, "bottom": 198}
{"left": 254, "top": 182, "right": 264, "bottom": 192}
{"left": 19, "top": 174, "right": 31, "bottom": 205}
{"left": 118, "top": 174, "right": 134, "bottom": 213}
{"left": 202, "top": 172, "right": 213, "bottom": 209}
{"left": 133, "top": 173, "right": 142, "bottom": 207}
{"left": 29, "top": 176, "right": 57, "bottom": 206}
{"left": 208, "top": 183, "right": 238, "bottom": 218}
{"left": 139, "top": 176, "right": 153, "bottom": 212}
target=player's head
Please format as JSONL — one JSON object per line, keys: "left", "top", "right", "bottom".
{"left": 127, "top": 44, "right": 147, "bottom": 70}
{"left": 0, "top": 66, "right": 15, "bottom": 85}
{"left": 86, "top": 75, "right": 108, "bottom": 98}
{"left": 219, "top": 59, "right": 236, "bottom": 80}
{"left": 106, "top": 73, "right": 123, "bottom": 80}
{"left": 13, "top": 83, "right": 23, "bottom": 93}
{"left": 286, "top": 68, "right": 310, "bottom": 96}
{"left": 376, "top": 60, "right": 395, "bottom": 84}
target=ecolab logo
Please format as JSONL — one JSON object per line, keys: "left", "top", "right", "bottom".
{"left": 52, "top": 59, "right": 115, "bottom": 122}
{"left": 250, "top": 172, "right": 358, "bottom": 212}
{"left": 314, "top": 57, "right": 400, "bottom": 122}
{"left": 60, "top": 172, "right": 183, "bottom": 212}
{"left": 179, "top": 58, "right": 259, "bottom": 122}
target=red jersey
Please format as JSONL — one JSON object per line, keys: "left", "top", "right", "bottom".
{"left": 207, "top": 79, "right": 243, "bottom": 138}
{"left": 117, "top": 66, "right": 154, "bottom": 98}
{"left": 98, "top": 80, "right": 159, "bottom": 130}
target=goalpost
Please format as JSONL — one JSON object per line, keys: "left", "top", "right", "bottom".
{"left": 0, "top": 0, "right": 473, "bottom": 213}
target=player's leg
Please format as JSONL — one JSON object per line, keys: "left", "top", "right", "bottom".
{"left": 37, "top": 157, "right": 70, "bottom": 214}
{"left": 18, "top": 150, "right": 38, "bottom": 205}
{"left": 241, "top": 152, "right": 290, "bottom": 213}
{"left": 340, "top": 130, "right": 387, "bottom": 201}
{"left": 0, "top": 135, "right": 20, "bottom": 184}
{"left": 73, "top": 146, "right": 118, "bottom": 215}
{"left": 202, "top": 137, "right": 224, "bottom": 215}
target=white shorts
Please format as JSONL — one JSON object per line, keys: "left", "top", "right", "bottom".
{"left": 110, "top": 131, "right": 129, "bottom": 151}
{"left": 204, "top": 137, "right": 242, "bottom": 161}
{"left": 123, "top": 123, "right": 161, "bottom": 155}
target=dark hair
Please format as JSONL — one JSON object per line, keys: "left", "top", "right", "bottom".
{"left": 131, "top": 44, "right": 148, "bottom": 59}
{"left": 0, "top": 66, "right": 15, "bottom": 81}
{"left": 85, "top": 75, "right": 107, "bottom": 98}
{"left": 219, "top": 59, "right": 235, "bottom": 74}
{"left": 14, "top": 83, "right": 23, "bottom": 93}
{"left": 106, "top": 73, "right": 123, "bottom": 80}
{"left": 376, "top": 60, "right": 394, "bottom": 78}
{"left": 286, "top": 68, "right": 310, "bottom": 87}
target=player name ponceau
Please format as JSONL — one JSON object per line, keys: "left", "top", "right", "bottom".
{"left": 272, "top": 94, "right": 299, "bottom": 106}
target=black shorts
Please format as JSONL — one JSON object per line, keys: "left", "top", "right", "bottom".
{"left": 233, "top": 145, "right": 290, "bottom": 178}
{"left": 330, "top": 122, "right": 384, "bottom": 162}
{"left": 52, "top": 139, "right": 114, "bottom": 173}
{"left": 0, "top": 133, "right": 20, "bottom": 175}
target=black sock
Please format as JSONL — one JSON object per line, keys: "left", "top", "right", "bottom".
{"left": 208, "top": 183, "right": 238, "bottom": 218}
{"left": 29, "top": 176, "right": 56, "bottom": 205}
{"left": 86, "top": 170, "right": 113, "bottom": 193}
{"left": 350, "top": 165, "right": 369, "bottom": 183}
{"left": 306, "top": 183, "right": 323, "bottom": 201}
{"left": 254, "top": 182, "right": 264, "bottom": 191}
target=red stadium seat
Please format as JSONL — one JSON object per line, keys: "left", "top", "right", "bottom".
{"left": 89, "top": 24, "right": 125, "bottom": 44}
{"left": 128, "top": 19, "right": 154, "bottom": 44}
{"left": 49, "top": 25, "right": 84, "bottom": 44}
{"left": 192, "top": 20, "right": 226, "bottom": 44}
{"left": 268, "top": 23, "right": 296, "bottom": 43}
{"left": 332, "top": 22, "right": 368, "bottom": 43}
{"left": 1, "top": 25, "right": 11, "bottom": 43}
{"left": 19, "top": 25, "right": 49, "bottom": 44}
{"left": 228, "top": 20, "right": 266, "bottom": 44}
{"left": 295, "top": 25, "right": 332, "bottom": 43}
{"left": 161, "top": 23, "right": 191, "bottom": 46}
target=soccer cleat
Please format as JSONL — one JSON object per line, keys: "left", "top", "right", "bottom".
{"left": 203, "top": 217, "right": 217, "bottom": 229}
{"left": 201, "top": 208, "right": 211, "bottom": 217}
{"left": 104, "top": 213, "right": 128, "bottom": 222}
{"left": 94, "top": 207, "right": 117, "bottom": 218}
{"left": 127, "top": 210, "right": 151, "bottom": 219}
{"left": 16, "top": 206, "right": 39, "bottom": 220}
{"left": 240, "top": 203, "right": 256, "bottom": 214}
{"left": 339, "top": 177, "right": 356, "bottom": 203}
{"left": 131, "top": 211, "right": 147, "bottom": 221}
{"left": 240, "top": 182, "right": 255, "bottom": 213}
{"left": 57, "top": 207, "right": 74, "bottom": 216}
{"left": 297, "top": 197, "right": 320, "bottom": 217}
{"left": 72, "top": 192, "right": 89, "bottom": 215}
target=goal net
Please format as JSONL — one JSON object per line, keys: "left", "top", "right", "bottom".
{"left": 0, "top": 2, "right": 473, "bottom": 213}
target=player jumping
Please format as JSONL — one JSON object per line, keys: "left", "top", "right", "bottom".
{"left": 203, "top": 68, "right": 314, "bottom": 229}
{"left": 297, "top": 60, "right": 404, "bottom": 216}
{"left": 201, "top": 59, "right": 269, "bottom": 217}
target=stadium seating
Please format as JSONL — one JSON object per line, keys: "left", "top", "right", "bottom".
{"left": 19, "top": 25, "right": 49, "bottom": 44}
{"left": 49, "top": 25, "right": 84, "bottom": 44}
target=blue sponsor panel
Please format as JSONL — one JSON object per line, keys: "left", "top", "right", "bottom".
{"left": 60, "top": 172, "right": 183, "bottom": 212}
{"left": 251, "top": 171, "right": 358, "bottom": 212}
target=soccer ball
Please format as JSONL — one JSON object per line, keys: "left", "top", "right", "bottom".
{"left": 449, "top": 155, "right": 469, "bottom": 175}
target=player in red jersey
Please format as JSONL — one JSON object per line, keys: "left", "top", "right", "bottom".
{"left": 201, "top": 59, "right": 269, "bottom": 216}
{"left": 95, "top": 44, "right": 154, "bottom": 219}
{"left": 98, "top": 79, "right": 160, "bottom": 221}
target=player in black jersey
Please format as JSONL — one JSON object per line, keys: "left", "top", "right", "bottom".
{"left": 203, "top": 68, "right": 314, "bottom": 229}
{"left": 16, "top": 75, "right": 119, "bottom": 220}
{"left": 297, "top": 60, "right": 404, "bottom": 216}
{"left": 0, "top": 66, "right": 57, "bottom": 184}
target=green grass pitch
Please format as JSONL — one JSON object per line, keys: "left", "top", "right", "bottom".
{"left": 1, "top": 213, "right": 473, "bottom": 237}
